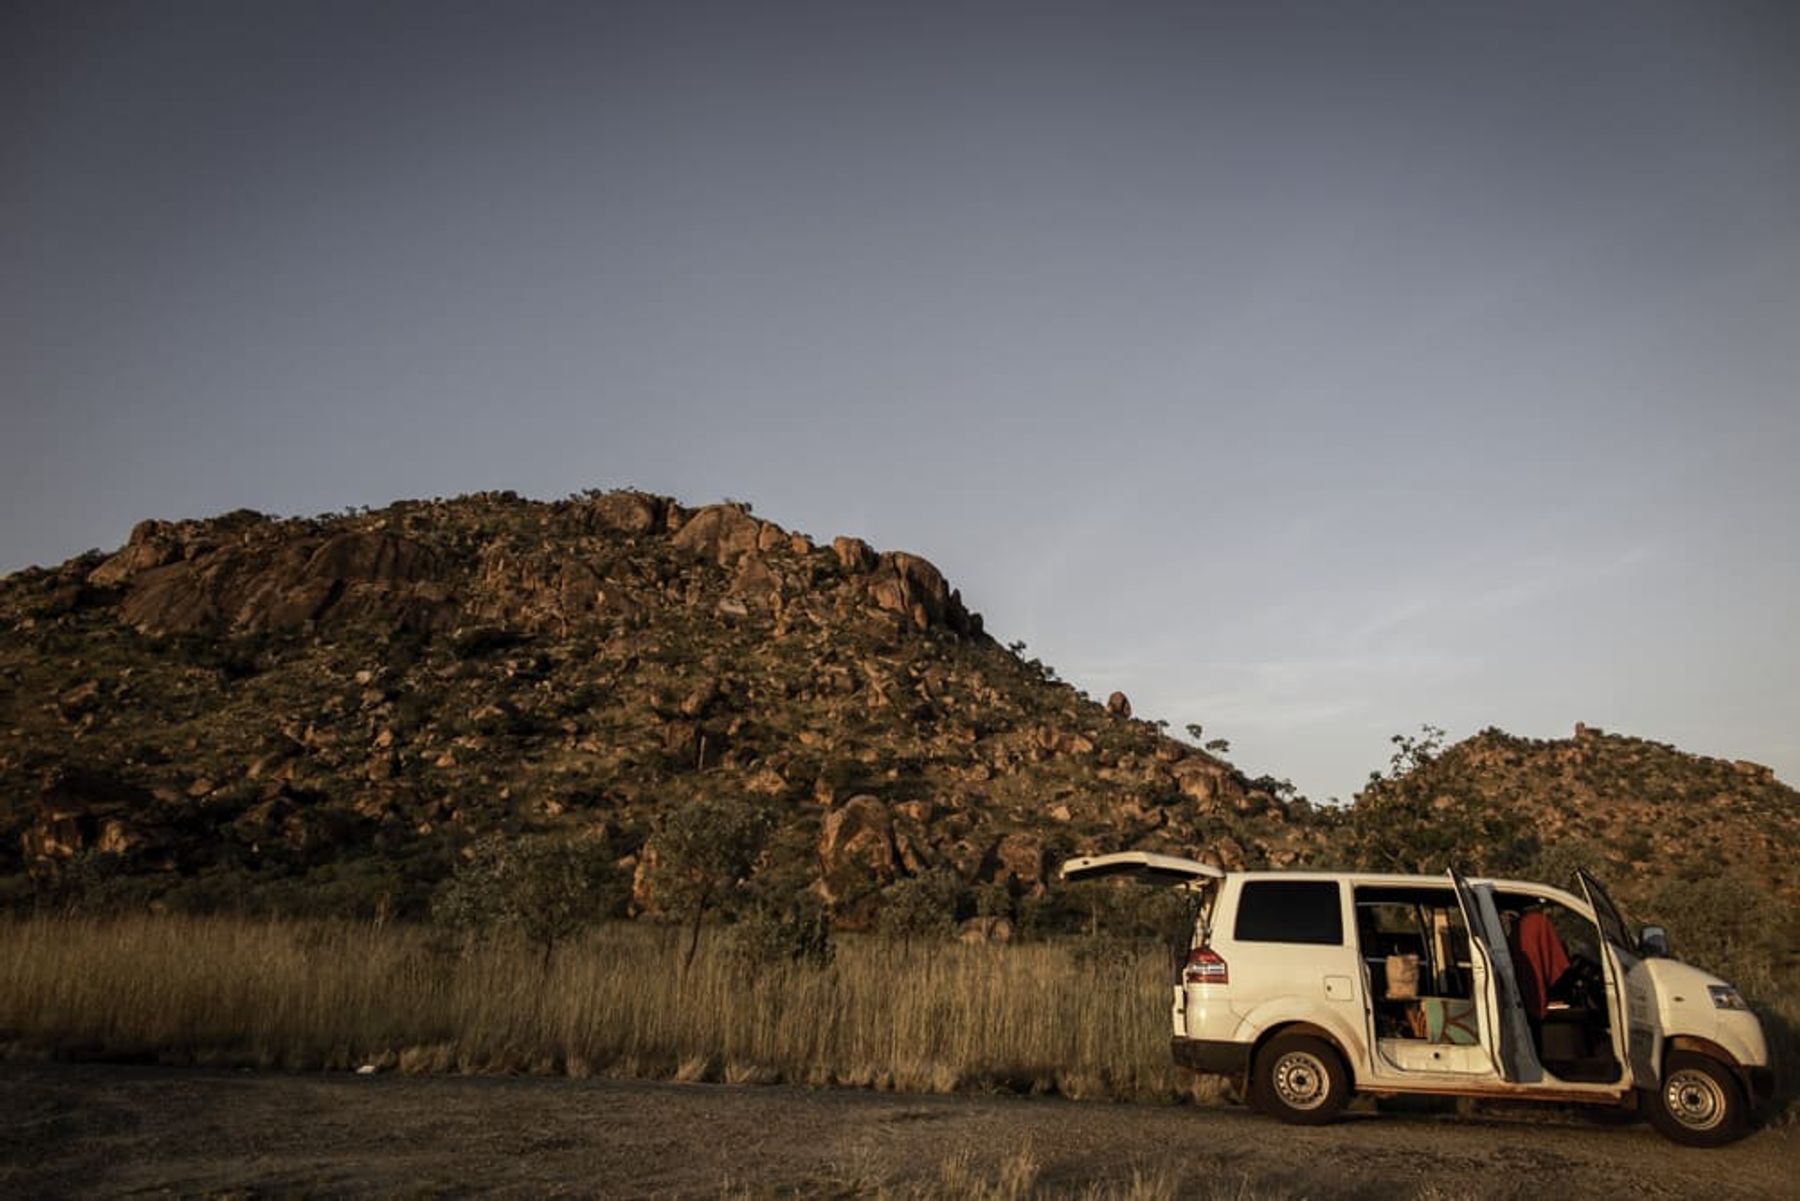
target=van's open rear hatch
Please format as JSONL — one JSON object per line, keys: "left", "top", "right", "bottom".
{"left": 1059, "top": 851, "right": 1223, "bottom": 888}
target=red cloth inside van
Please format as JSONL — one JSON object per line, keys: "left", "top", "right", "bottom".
{"left": 1509, "top": 909, "right": 1571, "bottom": 1019}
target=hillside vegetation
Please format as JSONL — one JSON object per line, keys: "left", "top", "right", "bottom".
{"left": 1, "top": 490, "right": 1795, "bottom": 957}
{"left": 0, "top": 490, "right": 1327, "bottom": 930}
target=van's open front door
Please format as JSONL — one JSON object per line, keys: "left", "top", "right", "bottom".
{"left": 1577, "top": 869, "right": 1659, "bottom": 1088}
{"left": 1448, "top": 869, "right": 1541, "bottom": 1083}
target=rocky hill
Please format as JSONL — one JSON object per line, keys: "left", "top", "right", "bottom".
{"left": 0, "top": 490, "right": 1331, "bottom": 926}
{"left": 1348, "top": 724, "right": 1800, "bottom": 909}
{"left": 3, "top": 490, "right": 1794, "bottom": 935}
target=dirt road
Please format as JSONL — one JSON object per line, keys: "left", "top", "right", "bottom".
{"left": 1, "top": 1062, "right": 1791, "bottom": 1199}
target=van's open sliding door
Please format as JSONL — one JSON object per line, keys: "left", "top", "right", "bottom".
{"left": 1448, "top": 869, "right": 1542, "bottom": 1084}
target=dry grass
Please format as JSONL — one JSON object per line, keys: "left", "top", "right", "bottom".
{"left": 7, "top": 912, "right": 1788, "bottom": 1127}
{"left": 0, "top": 915, "right": 1199, "bottom": 1102}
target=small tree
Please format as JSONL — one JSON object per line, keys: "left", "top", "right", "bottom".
{"left": 727, "top": 893, "right": 835, "bottom": 970}
{"left": 1348, "top": 724, "right": 1473, "bottom": 872}
{"left": 646, "top": 797, "right": 770, "bottom": 968}
{"left": 878, "top": 870, "right": 962, "bottom": 946}
{"left": 434, "top": 834, "right": 625, "bottom": 967}
{"left": 1246, "top": 774, "right": 1298, "bottom": 803}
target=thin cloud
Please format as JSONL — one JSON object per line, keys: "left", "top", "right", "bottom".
{"left": 1340, "top": 543, "right": 1660, "bottom": 652}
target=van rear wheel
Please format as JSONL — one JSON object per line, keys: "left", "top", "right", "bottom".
{"left": 1252, "top": 1034, "right": 1349, "bottom": 1125}
{"left": 1647, "top": 1051, "right": 1749, "bottom": 1147}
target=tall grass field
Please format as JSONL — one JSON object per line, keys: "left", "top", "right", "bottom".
{"left": 0, "top": 916, "right": 1198, "bottom": 1102}
{"left": 3, "top": 914, "right": 1792, "bottom": 1116}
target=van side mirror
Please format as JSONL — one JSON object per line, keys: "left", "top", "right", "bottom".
{"left": 1638, "top": 925, "right": 1669, "bottom": 958}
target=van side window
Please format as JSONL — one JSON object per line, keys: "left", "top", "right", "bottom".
{"left": 1234, "top": 881, "right": 1343, "bottom": 945}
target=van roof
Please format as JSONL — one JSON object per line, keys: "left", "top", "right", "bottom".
{"left": 1224, "top": 869, "right": 1587, "bottom": 911}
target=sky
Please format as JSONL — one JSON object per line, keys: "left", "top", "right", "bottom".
{"left": 4, "top": 1, "right": 1798, "bottom": 802}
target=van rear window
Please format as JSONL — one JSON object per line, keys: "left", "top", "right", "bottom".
{"left": 1234, "top": 881, "right": 1343, "bottom": 945}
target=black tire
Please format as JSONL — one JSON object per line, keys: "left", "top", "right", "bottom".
{"left": 1646, "top": 1051, "right": 1749, "bottom": 1147}
{"left": 1251, "top": 1034, "right": 1350, "bottom": 1125}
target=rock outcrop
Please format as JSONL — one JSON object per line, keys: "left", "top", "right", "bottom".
{"left": 816, "top": 795, "right": 899, "bottom": 916}
{"left": 110, "top": 523, "right": 452, "bottom": 635}
{"left": 85, "top": 494, "right": 982, "bottom": 648}
{"left": 21, "top": 769, "right": 172, "bottom": 869}
{"left": 670, "top": 504, "right": 765, "bottom": 568}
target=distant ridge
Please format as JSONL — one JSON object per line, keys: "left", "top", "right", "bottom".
{"left": 1349, "top": 723, "right": 1800, "bottom": 904}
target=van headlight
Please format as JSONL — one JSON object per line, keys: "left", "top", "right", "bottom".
{"left": 1708, "top": 985, "right": 1749, "bottom": 1011}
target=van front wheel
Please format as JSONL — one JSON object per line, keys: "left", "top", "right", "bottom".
{"left": 1647, "top": 1052, "right": 1749, "bottom": 1147}
{"left": 1252, "top": 1034, "right": 1349, "bottom": 1125}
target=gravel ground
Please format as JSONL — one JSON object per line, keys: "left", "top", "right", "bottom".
{"left": 1, "top": 1062, "right": 1792, "bottom": 1199}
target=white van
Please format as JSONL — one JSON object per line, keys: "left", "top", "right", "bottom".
{"left": 1059, "top": 853, "right": 1774, "bottom": 1146}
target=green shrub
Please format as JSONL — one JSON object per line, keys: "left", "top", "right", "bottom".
{"left": 643, "top": 797, "right": 770, "bottom": 967}
{"left": 1644, "top": 874, "right": 1797, "bottom": 994}
{"left": 726, "top": 896, "right": 834, "bottom": 969}
{"left": 433, "top": 834, "right": 625, "bottom": 963}
{"left": 878, "top": 871, "right": 961, "bottom": 944}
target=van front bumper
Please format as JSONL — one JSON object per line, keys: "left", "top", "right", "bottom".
{"left": 1172, "top": 1037, "right": 1252, "bottom": 1079}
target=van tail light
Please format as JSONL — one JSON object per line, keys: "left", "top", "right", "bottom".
{"left": 1183, "top": 946, "right": 1229, "bottom": 985}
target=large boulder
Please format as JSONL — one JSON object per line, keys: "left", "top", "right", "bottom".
{"left": 578, "top": 490, "right": 667, "bottom": 535}
{"left": 865, "top": 552, "right": 972, "bottom": 633}
{"left": 986, "top": 831, "right": 1046, "bottom": 895}
{"left": 1036, "top": 726, "right": 1096, "bottom": 757}
{"left": 1171, "top": 758, "right": 1230, "bottom": 807}
{"left": 117, "top": 560, "right": 224, "bottom": 632}
{"left": 816, "top": 795, "right": 898, "bottom": 908}
{"left": 275, "top": 532, "right": 444, "bottom": 628}
{"left": 20, "top": 769, "right": 159, "bottom": 865}
{"left": 671, "top": 504, "right": 764, "bottom": 567}
{"left": 117, "top": 530, "right": 447, "bottom": 634}
{"left": 892, "top": 805, "right": 940, "bottom": 874}
{"left": 730, "top": 558, "right": 783, "bottom": 609}
{"left": 832, "top": 536, "right": 878, "bottom": 573}
{"left": 299, "top": 531, "right": 438, "bottom": 585}
{"left": 87, "top": 520, "right": 180, "bottom": 588}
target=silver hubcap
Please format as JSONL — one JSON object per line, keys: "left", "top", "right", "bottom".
{"left": 1664, "top": 1069, "right": 1726, "bottom": 1130}
{"left": 1273, "top": 1051, "right": 1331, "bottom": 1110}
